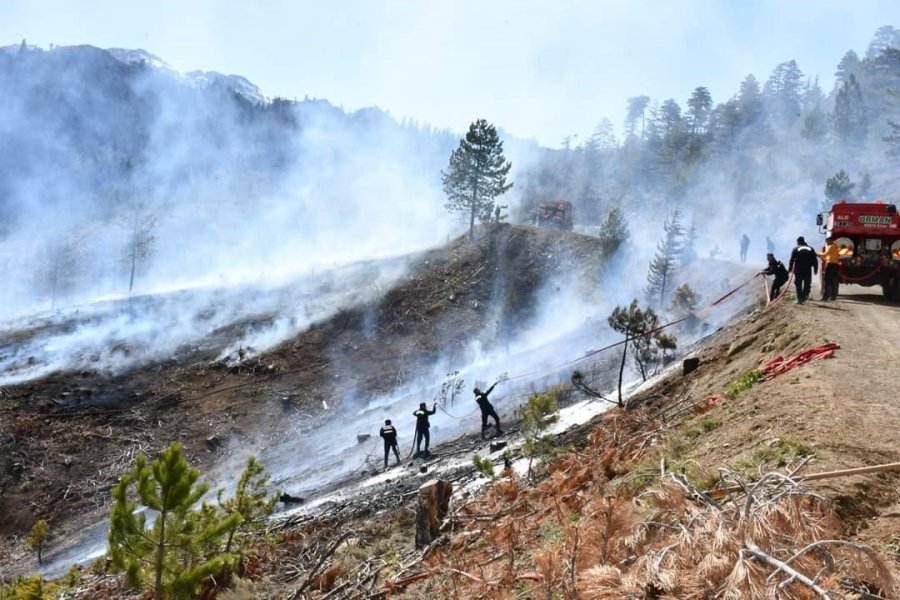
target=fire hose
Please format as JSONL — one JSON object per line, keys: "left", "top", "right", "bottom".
{"left": 836, "top": 264, "right": 881, "bottom": 283}
{"left": 761, "top": 343, "right": 840, "bottom": 381}
{"left": 374, "top": 273, "right": 760, "bottom": 460}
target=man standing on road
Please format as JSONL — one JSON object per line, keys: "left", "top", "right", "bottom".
{"left": 379, "top": 419, "right": 401, "bottom": 470}
{"left": 413, "top": 402, "right": 436, "bottom": 457}
{"left": 789, "top": 236, "right": 818, "bottom": 304}
{"left": 818, "top": 237, "right": 841, "bottom": 301}
{"left": 474, "top": 383, "right": 503, "bottom": 439}
{"left": 759, "top": 253, "right": 789, "bottom": 301}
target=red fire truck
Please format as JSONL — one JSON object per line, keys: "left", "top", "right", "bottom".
{"left": 535, "top": 200, "right": 573, "bottom": 231}
{"left": 816, "top": 200, "right": 900, "bottom": 299}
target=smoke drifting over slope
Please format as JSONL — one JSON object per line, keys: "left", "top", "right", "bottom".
{"left": 0, "top": 44, "right": 459, "bottom": 322}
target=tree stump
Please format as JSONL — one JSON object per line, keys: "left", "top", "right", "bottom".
{"left": 415, "top": 479, "right": 453, "bottom": 548}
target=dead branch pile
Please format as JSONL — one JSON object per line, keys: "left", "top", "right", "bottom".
{"left": 392, "top": 409, "right": 894, "bottom": 600}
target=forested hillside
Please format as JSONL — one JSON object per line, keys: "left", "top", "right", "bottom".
{"left": 516, "top": 25, "right": 900, "bottom": 256}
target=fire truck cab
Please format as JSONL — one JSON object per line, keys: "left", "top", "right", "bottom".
{"left": 535, "top": 200, "right": 574, "bottom": 231}
{"left": 816, "top": 200, "right": 900, "bottom": 299}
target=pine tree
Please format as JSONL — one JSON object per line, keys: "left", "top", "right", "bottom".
{"left": 608, "top": 300, "right": 668, "bottom": 403}
{"left": 597, "top": 206, "right": 629, "bottom": 259}
{"left": 764, "top": 60, "right": 804, "bottom": 127}
{"left": 835, "top": 50, "right": 861, "bottom": 86}
{"left": 591, "top": 118, "right": 617, "bottom": 150}
{"left": 832, "top": 74, "right": 867, "bottom": 146}
{"left": 441, "top": 119, "right": 513, "bottom": 241}
{"left": 682, "top": 219, "right": 698, "bottom": 266}
{"left": 26, "top": 520, "right": 49, "bottom": 565}
{"left": 670, "top": 283, "right": 701, "bottom": 333}
{"left": 737, "top": 74, "right": 764, "bottom": 126}
{"left": 686, "top": 87, "right": 713, "bottom": 155}
{"left": 866, "top": 25, "right": 900, "bottom": 59}
{"left": 800, "top": 76, "right": 828, "bottom": 141}
{"left": 825, "top": 170, "right": 855, "bottom": 202}
{"left": 709, "top": 99, "right": 742, "bottom": 154}
{"left": 625, "top": 96, "right": 651, "bottom": 138}
{"left": 217, "top": 456, "right": 278, "bottom": 554}
{"left": 520, "top": 392, "right": 559, "bottom": 479}
{"left": 122, "top": 206, "right": 156, "bottom": 294}
{"left": 645, "top": 209, "right": 684, "bottom": 307}
{"left": 108, "top": 442, "right": 240, "bottom": 600}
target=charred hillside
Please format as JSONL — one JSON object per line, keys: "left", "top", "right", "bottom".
{"left": 270, "top": 223, "right": 608, "bottom": 399}
{"left": 0, "top": 224, "right": 607, "bottom": 554}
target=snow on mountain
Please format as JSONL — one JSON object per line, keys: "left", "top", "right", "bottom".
{"left": 183, "top": 70, "right": 267, "bottom": 105}
{"left": 105, "top": 47, "right": 176, "bottom": 74}
{"left": 106, "top": 47, "right": 267, "bottom": 105}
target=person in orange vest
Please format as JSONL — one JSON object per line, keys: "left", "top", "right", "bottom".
{"left": 379, "top": 419, "right": 401, "bottom": 470}
{"left": 817, "top": 236, "right": 841, "bottom": 301}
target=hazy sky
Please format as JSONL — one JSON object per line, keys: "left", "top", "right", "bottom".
{"left": 3, "top": 0, "right": 899, "bottom": 145}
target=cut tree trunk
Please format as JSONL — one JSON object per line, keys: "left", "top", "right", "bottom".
{"left": 415, "top": 479, "right": 453, "bottom": 548}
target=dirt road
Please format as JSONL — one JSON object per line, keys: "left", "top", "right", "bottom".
{"left": 668, "top": 280, "right": 900, "bottom": 578}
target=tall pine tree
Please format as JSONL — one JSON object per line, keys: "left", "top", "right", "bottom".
{"left": 441, "top": 119, "right": 513, "bottom": 241}
{"left": 597, "top": 206, "right": 629, "bottom": 259}
{"left": 645, "top": 209, "right": 684, "bottom": 307}
{"left": 832, "top": 74, "right": 868, "bottom": 146}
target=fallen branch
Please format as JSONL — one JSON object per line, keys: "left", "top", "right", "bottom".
{"left": 718, "top": 461, "right": 900, "bottom": 494}
{"left": 744, "top": 541, "right": 833, "bottom": 599}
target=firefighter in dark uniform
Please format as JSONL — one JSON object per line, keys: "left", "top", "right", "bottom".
{"left": 413, "top": 402, "right": 436, "bottom": 456}
{"left": 759, "top": 253, "right": 789, "bottom": 301}
{"left": 379, "top": 419, "right": 401, "bottom": 469}
{"left": 474, "top": 383, "right": 503, "bottom": 439}
{"left": 789, "top": 236, "right": 818, "bottom": 304}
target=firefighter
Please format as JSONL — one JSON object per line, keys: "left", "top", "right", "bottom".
{"left": 413, "top": 402, "right": 436, "bottom": 456}
{"left": 817, "top": 236, "right": 840, "bottom": 301}
{"left": 789, "top": 236, "right": 818, "bottom": 304}
{"left": 759, "top": 253, "right": 789, "bottom": 301}
{"left": 740, "top": 234, "right": 750, "bottom": 263}
{"left": 379, "top": 419, "right": 401, "bottom": 469}
{"left": 474, "top": 383, "right": 503, "bottom": 439}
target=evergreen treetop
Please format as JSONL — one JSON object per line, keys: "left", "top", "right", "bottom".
{"left": 441, "top": 119, "right": 513, "bottom": 241}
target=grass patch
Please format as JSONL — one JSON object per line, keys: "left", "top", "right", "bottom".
{"left": 726, "top": 369, "right": 765, "bottom": 398}
{"left": 537, "top": 521, "right": 565, "bottom": 544}
{"left": 683, "top": 416, "right": 722, "bottom": 440}
{"left": 732, "top": 438, "right": 816, "bottom": 473}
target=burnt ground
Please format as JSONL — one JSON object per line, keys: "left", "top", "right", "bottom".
{"left": 0, "top": 223, "right": 610, "bottom": 571}
{"left": 1, "top": 224, "right": 898, "bottom": 597}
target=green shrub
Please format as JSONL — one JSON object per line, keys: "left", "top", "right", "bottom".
{"left": 726, "top": 370, "right": 764, "bottom": 398}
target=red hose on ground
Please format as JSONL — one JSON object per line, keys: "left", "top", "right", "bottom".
{"left": 761, "top": 343, "right": 840, "bottom": 381}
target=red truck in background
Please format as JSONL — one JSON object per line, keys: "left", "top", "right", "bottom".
{"left": 816, "top": 200, "right": 900, "bottom": 299}
{"left": 535, "top": 200, "right": 574, "bottom": 231}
